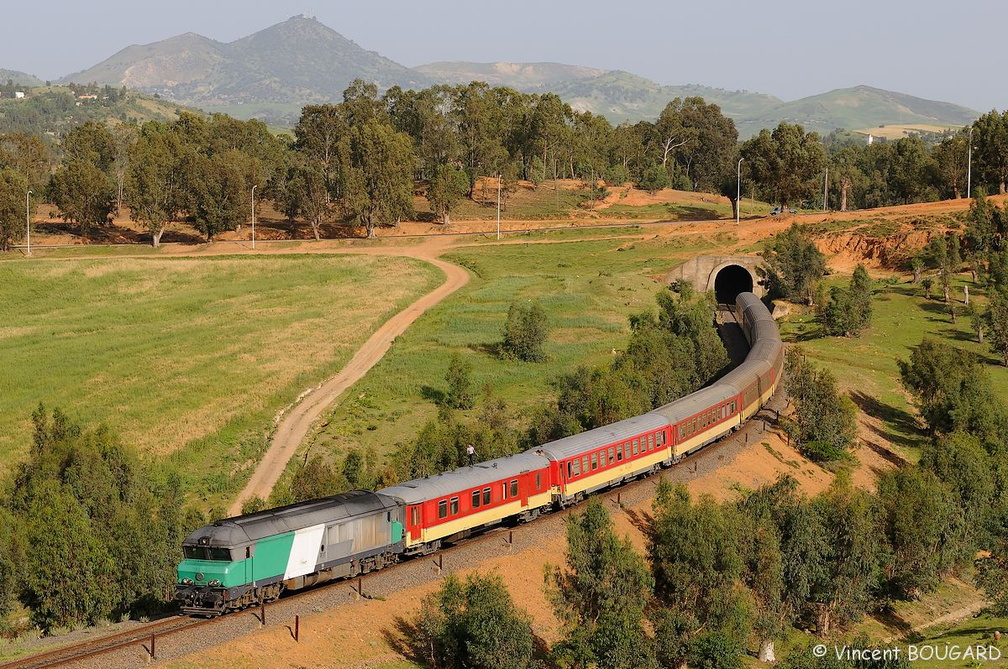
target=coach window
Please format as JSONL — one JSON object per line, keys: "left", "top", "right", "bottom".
{"left": 648, "top": 434, "right": 655, "bottom": 450}
{"left": 536, "top": 473, "right": 542, "bottom": 489}
{"left": 617, "top": 446, "right": 624, "bottom": 462}
{"left": 450, "top": 497, "right": 459, "bottom": 515}
{"left": 472, "top": 491, "right": 481, "bottom": 508}
{"left": 568, "top": 461, "right": 574, "bottom": 479}
{"left": 483, "top": 488, "right": 491, "bottom": 505}
{"left": 510, "top": 480, "right": 519, "bottom": 497}
{"left": 632, "top": 440, "right": 638, "bottom": 456}
{"left": 608, "top": 447, "right": 615, "bottom": 464}
{"left": 573, "top": 459, "right": 581, "bottom": 476}
{"left": 600, "top": 450, "right": 607, "bottom": 467}
{"left": 582, "top": 456, "right": 589, "bottom": 472}
{"left": 657, "top": 431, "right": 665, "bottom": 446}
{"left": 438, "top": 500, "right": 448, "bottom": 519}
{"left": 591, "top": 453, "right": 598, "bottom": 470}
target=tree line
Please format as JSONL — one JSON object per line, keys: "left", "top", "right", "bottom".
{"left": 3, "top": 80, "right": 1008, "bottom": 251}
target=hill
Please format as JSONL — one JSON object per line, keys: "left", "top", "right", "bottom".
{"left": 738, "top": 85, "right": 979, "bottom": 138}
{"left": 0, "top": 85, "right": 202, "bottom": 136}
{"left": 0, "top": 68, "right": 43, "bottom": 87}
{"left": 414, "top": 61, "right": 605, "bottom": 88}
{"left": 55, "top": 17, "right": 979, "bottom": 134}
{"left": 61, "top": 14, "right": 429, "bottom": 127}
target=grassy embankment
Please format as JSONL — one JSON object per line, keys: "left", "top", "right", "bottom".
{"left": 0, "top": 252, "right": 441, "bottom": 507}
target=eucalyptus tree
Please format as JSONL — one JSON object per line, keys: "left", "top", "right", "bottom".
{"left": 0, "top": 133, "right": 51, "bottom": 189}
{"left": 47, "top": 158, "right": 116, "bottom": 235}
{"left": 0, "top": 169, "right": 30, "bottom": 251}
{"left": 342, "top": 117, "right": 415, "bottom": 238}
{"left": 125, "top": 122, "right": 189, "bottom": 247}
{"left": 676, "top": 97, "right": 738, "bottom": 192}
{"left": 973, "top": 110, "right": 1008, "bottom": 194}
{"left": 933, "top": 129, "right": 970, "bottom": 199}
{"left": 741, "top": 123, "right": 826, "bottom": 209}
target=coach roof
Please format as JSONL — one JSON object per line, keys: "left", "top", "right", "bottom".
{"left": 379, "top": 451, "right": 550, "bottom": 505}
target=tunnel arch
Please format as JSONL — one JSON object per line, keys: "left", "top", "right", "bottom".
{"left": 711, "top": 264, "right": 755, "bottom": 304}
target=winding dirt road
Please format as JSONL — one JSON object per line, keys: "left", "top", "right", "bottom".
{"left": 229, "top": 244, "right": 469, "bottom": 515}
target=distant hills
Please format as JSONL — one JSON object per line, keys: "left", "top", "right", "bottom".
{"left": 0, "top": 15, "right": 978, "bottom": 135}
{"left": 0, "top": 68, "right": 43, "bottom": 87}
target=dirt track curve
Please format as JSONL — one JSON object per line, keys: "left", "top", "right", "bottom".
{"left": 229, "top": 245, "right": 469, "bottom": 515}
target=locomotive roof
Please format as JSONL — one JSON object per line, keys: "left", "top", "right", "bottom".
{"left": 378, "top": 452, "right": 549, "bottom": 505}
{"left": 183, "top": 490, "right": 398, "bottom": 547}
{"left": 533, "top": 413, "right": 670, "bottom": 461}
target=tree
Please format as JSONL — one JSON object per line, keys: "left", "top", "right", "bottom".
{"left": 898, "top": 337, "right": 1008, "bottom": 446}
{"left": 428, "top": 164, "right": 470, "bottom": 226}
{"left": 284, "top": 163, "right": 331, "bottom": 240}
{"left": 445, "top": 353, "right": 475, "bottom": 410}
{"left": 548, "top": 499, "right": 654, "bottom": 669}
{"left": 785, "top": 349, "right": 858, "bottom": 459}
{"left": 759, "top": 224, "right": 827, "bottom": 305}
{"left": 987, "top": 287, "right": 1008, "bottom": 366}
{"left": 649, "top": 483, "right": 749, "bottom": 669}
{"left": 876, "top": 467, "right": 960, "bottom": 599}
{"left": 0, "top": 169, "right": 29, "bottom": 251}
{"left": 125, "top": 123, "right": 188, "bottom": 247}
{"left": 342, "top": 117, "right": 415, "bottom": 238}
{"left": 972, "top": 110, "right": 1008, "bottom": 194}
{"left": 415, "top": 572, "right": 536, "bottom": 669}
{"left": 820, "top": 265, "right": 872, "bottom": 336}
{"left": 500, "top": 299, "right": 550, "bottom": 362}
{"left": 287, "top": 456, "right": 343, "bottom": 504}
{"left": 808, "top": 478, "right": 883, "bottom": 635}
{"left": 741, "top": 123, "right": 826, "bottom": 209}
{"left": 47, "top": 158, "right": 116, "bottom": 235}
{"left": 188, "top": 152, "right": 248, "bottom": 241}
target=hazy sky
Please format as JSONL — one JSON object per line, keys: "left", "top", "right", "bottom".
{"left": 1, "top": 0, "right": 1002, "bottom": 112}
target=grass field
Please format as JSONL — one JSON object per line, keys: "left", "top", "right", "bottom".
{"left": 0, "top": 253, "right": 441, "bottom": 500}
{"left": 778, "top": 273, "right": 1008, "bottom": 459}
{"left": 301, "top": 231, "right": 728, "bottom": 473}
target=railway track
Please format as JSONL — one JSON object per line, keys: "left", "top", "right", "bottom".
{"left": 0, "top": 615, "right": 203, "bottom": 669}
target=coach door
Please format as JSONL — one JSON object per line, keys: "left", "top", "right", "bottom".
{"left": 408, "top": 505, "right": 422, "bottom": 542}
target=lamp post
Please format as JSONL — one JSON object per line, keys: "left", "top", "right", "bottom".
{"left": 251, "top": 185, "right": 257, "bottom": 250}
{"left": 26, "top": 190, "right": 31, "bottom": 256}
{"left": 823, "top": 167, "right": 829, "bottom": 211}
{"left": 736, "top": 158, "right": 743, "bottom": 225}
{"left": 496, "top": 174, "right": 501, "bottom": 241}
{"left": 967, "top": 125, "right": 974, "bottom": 199}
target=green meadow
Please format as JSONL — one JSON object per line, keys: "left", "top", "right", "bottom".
{"left": 0, "top": 252, "right": 440, "bottom": 501}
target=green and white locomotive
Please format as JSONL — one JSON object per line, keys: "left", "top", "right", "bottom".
{"left": 176, "top": 490, "right": 403, "bottom": 615}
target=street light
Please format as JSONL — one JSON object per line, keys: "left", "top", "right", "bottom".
{"left": 967, "top": 125, "right": 974, "bottom": 199}
{"left": 736, "top": 158, "right": 743, "bottom": 225}
{"left": 823, "top": 167, "right": 829, "bottom": 211}
{"left": 251, "top": 185, "right": 257, "bottom": 250}
{"left": 26, "top": 190, "right": 31, "bottom": 256}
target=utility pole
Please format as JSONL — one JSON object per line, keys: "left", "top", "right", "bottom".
{"left": 251, "top": 185, "right": 257, "bottom": 250}
{"left": 496, "top": 174, "right": 501, "bottom": 241}
{"left": 26, "top": 189, "right": 31, "bottom": 256}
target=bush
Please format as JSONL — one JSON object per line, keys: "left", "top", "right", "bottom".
{"left": 500, "top": 299, "right": 550, "bottom": 362}
{"left": 415, "top": 572, "right": 537, "bottom": 669}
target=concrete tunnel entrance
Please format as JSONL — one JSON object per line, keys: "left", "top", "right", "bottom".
{"left": 713, "top": 264, "right": 755, "bottom": 304}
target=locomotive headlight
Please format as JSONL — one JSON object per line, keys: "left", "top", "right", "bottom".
{"left": 181, "top": 578, "right": 193, "bottom": 585}
{"left": 209, "top": 579, "right": 221, "bottom": 587}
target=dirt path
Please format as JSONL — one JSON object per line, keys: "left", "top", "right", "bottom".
{"left": 229, "top": 243, "right": 469, "bottom": 515}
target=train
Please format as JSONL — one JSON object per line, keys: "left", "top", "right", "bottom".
{"left": 175, "top": 291, "right": 784, "bottom": 616}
